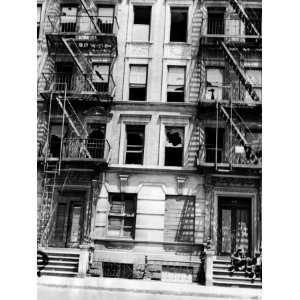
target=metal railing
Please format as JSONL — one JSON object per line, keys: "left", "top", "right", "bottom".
{"left": 41, "top": 72, "right": 116, "bottom": 96}
{"left": 47, "top": 138, "right": 111, "bottom": 161}
{"left": 48, "top": 15, "right": 119, "bottom": 36}
{"left": 198, "top": 143, "right": 262, "bottom": 166}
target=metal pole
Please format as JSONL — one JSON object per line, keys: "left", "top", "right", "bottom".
{"left": 215, "top": 97, "right": 219, "bottom": 171}
{"left": 59, "top": 83, "right": 67, "bottom": 175}
{"left": 230, "top": 86, "right": 233, "bottom": 171}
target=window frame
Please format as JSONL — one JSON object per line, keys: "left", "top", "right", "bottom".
{"left": 129, "top": 64, "right": 148, "bottom": 101}
{"left": 125, "top": 124, "right": 145, "bottom": 165}
{"left": 169, "top": 6, "right": 188, "bottom": 43}
{"left": 97, "top": 5, "right": 115, "bottom": 34}
{"left": 107, "top": 193, "right": 137, "bottom": 239}
{"left": 167, "top": 66, "right": 186, "bottom": 102}
{"left": 132, "top": 5, "right": 152, "bottom": 42}
{"left": 37, "top": 4, "right": 42, "bottom": 39}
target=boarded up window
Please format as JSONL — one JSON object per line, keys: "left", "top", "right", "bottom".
{"left": 133, "top": 6, "right": 151, "bottom": 41}
{"left": 170, "top": 7, "right": 188, "bottom": 42}
{"left": 129, "top": 65, "right": 148, "bottom": 101}
{"left": 167, "top": 66, "right": 185, "bottom": 102}
{"left": 205, "top": 68, "right": 223, "bottom": 100}
{"left": 165, "top": 127, "right": 184, "bottom": 166}
{"left": 164, "top": 196, "right": 195, "bottom": 243}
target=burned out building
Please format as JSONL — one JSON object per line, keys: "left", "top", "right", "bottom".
{"left": 37, "top": 0, "right": 262, "bottom": 288}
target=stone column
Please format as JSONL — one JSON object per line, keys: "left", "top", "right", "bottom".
{"left": 205, "top": 250, "right": 214, "bottom": 286}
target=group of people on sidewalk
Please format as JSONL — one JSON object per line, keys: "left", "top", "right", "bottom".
{"left": 229, "top": 248, "right": 262, "bottom": 283}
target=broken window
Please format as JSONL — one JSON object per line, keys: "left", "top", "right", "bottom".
{"left": 165, "top": 127, "right": 184, "bottom": 167}
{"left": 207, "top": 7, "right": 225, "bottom": 35}
{"left": 133, "top": 6, "right": 151, "bottom": 41}
{"left": 49, "top": 123, "right": 68, "bottom": 158}
{"left": 170, "top": 7, "right": 188, "bottom": 42}
{"left": 60, "top": 5, "right": 78, "bottom": 33}
{"left": 107, "top": 193, "right": 137, "bottom": 239}
{"left": 125, "top": 125, "right": 145, "bottom": 164}
{"left": 97, "top": 6, "right": 114, "bottom": 34}
{"left": 129, "top": 65, "right": 148, "bottom": 101}
{"left": 93, "top": 64, "right": 110, "bottom": 92}
{"left": 245, "top": 69, "right": 262, "bottom": 101}
{"left": 205, "top": 68, "right": 223, "bottom": 100}
{"left": 37, "top": 4, "right": 42, "bottom": 38}
{"left": 167, "top": 66, "right": 185, "bottom": 102}
{"left": 204, "top": 127, "right": 224, "bottom": 163}
{"left": 55, "top": 62, "right": 74, "bottom": 91}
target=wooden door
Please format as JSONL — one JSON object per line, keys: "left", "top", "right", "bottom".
{"left": 217, "top": 197, "right": 251, "bottom": 256}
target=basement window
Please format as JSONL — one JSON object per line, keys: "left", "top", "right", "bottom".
{"left": 133, "top": 6, "right": 151, "bottom": 41}
{"left": 129, "top": 65, "right": 148, "bottom": 101}
{"left": 125, "top": 125, "right": 145, "bottom": 165}
{"left": 204, "top": 127, "right": 224, "bottom": 163}
{"left": 37, "top": 4, "right": 42, "bottom": 38}
{"left": 60, "top": 5, "right": 78, "bottom": 33}
{"left": 103, "top": 262, "right": 133, "bottom": 279}
{"left": 165, "top": 127, "right": 184, "bottom": 167}
{"left": 205, "top": 68, "right": 223, "bottom": 100}
{"left": 107, "top": 193, "right": 137, "bottom": 239}
{"left": 207, "top": 7, "right": 225, "bottom": 35}
{"left": 92, "top": 64, "right": 110, "bottom": 92}
{"left": 167, "top": 66, "right": 185, "bottom": 102}
{"left": 97, "top": 6, "right": 114, "bottom": 34}
{"left": 170, "top": 7, "right": 188, "bottom": 42}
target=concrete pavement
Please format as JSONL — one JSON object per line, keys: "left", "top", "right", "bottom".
{"left": 37, "top": 276, "right": 262, "bottom": 300}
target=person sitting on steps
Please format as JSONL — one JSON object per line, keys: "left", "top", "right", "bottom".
{"left": 246, "top": 250, "right": 262, "bottom": 283}
{"left": 229, "top": 247, "right": 247, "bottom": 275}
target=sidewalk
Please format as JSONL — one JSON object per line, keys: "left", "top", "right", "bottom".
{"left": 38, "top": 276, "right": 262, "bottom": 299}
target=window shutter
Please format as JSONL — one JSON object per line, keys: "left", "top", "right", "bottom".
{"left": 130, "top": 66, "right": 147, "bottom": 85}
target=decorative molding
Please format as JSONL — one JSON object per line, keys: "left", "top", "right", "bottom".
{"left": 119, "top": 114, "right": 152, "bottom": 124}
{"left": 176, "top": 176, "right": 187, "bottom": 195}
{"left": 119, "top": 174, "right": 130, "bottom": 192}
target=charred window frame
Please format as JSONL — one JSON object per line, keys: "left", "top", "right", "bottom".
{"left": 60, "top": 5, "right": 78, "bottom": 33}
{"left": 133, "top": 6, "right": 152, "bottom": 41}
{"left": 205, "top": 67, "right": 224, "bottom": 100}
{"left": 204, "top": 127, "right": 225, "bottom": 163}
{"left": 165, "top": 127, "right": 184, "bottom": 167}
{"left": 107, "top": 193, "right": 137, "bottom": 239}
{"left": 37, "top": 4, "right": 42, "bottom": 38}
{"left": 129, "top": 65, "right": 148, "bottom": 101}
{"left": 92, "top": 64, "right": 110, "bottom": 92}
{"left": 97, "top": 6, "right": 115, "bottom": 34}
{"left": 125, "top": 125, "right": 145, "bottom": 165}
{"left": 170, "top": 7, "right": 188, "bottom": 42}
{"left": 167, "top": 66, "right": 185, "bottom": 102}
{"left": 207, "top": 7, "right": 225, "bottom": 35}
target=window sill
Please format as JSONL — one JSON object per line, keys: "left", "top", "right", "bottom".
{"left": 164, "top": 42, "right": 191, "bottom": 46}
{"left": 126, "top": 41, "right": 153, "bottom": 45}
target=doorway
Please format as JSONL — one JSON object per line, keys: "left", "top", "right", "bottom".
{"left": 217, "top": 197, "right": 251, "bottom": 256}
{"left": 50, "top": 191, "right": 86, "bottom": 248}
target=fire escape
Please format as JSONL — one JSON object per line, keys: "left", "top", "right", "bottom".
{"left": 38, "top": 0, "right": 118, "bottom": 247}
{"left": 196, "top": 0, "right": 262, "bottom": 173}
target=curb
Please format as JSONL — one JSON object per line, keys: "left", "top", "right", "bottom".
{"left": 38, "top": 282, "right": 261, "bottom": 299}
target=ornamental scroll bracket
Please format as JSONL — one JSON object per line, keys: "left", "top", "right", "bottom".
{"left": 119, "top": 174, "right": 130, "bottom": 193}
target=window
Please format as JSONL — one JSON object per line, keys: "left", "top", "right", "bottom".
{"left": 87, "top": 123, "right": 106, "bottom": 159}
{"left": 125, "top": 125, "right": 145, "bottom": 164}
{"left": 245, "top": 8, "right": 261, "bottom": 36}
{"left": 49, "top": 123, "right": 68, "bottom": 158}
{"left": 245, "top": 128, "right": 262, "bottom": 161}
{"left": 93, "top": 64, "right": 110, "bottom": 92}
{"left": 133, "top": 6, "right": 151, "bottom": 41}
{"left": 129, "top": 65, "right": 148, "bottom": 101}
{"left": 204, "top": 127, "right": 224, "bottom": 163}
{"left": 55, "top": 62, "right": 74, "bottom": 91}
{"left": 245, "top": 69, "right": 262, "bottom": 101}
{"left": 205, "top": 68, "right": 223, "bottom": 100}
{"left": 107, "top": 193, "right": 137, "bottom": 239}
{"left": 97, "top": 6, "right": 114, "bottom": 34}
{"left": 170, "top": 7, "right": 188, "bottom": 42}
{"left": 60, "top": 5, "right": 78, "bottom": 32}
{"left": 167, "top": 66, "right": 185, "bottom": 102}
{"left": 207, "top": 7, "right": 225, "bottom": 35}
{"left": 165, "top": 127, "right": 184, "bottom": 166}
{"left": 37, "top": 4, "right": 42, "bottom": 38}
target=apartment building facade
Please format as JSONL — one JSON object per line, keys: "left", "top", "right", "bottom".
{"left": 37, "top": 0, "right": 262, "bottom": 286}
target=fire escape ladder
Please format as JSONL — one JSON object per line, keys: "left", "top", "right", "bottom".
{"left": 61, "top": 37, "right": 97, "bottom": 92}
{"left": 219, "top": 41, "right": 260, "bottom": 102}
{"left": 219, "top": 104, "right": 258, "bottom": 162}
{"left": 79, "top": 0, "right": 102, "bottom": 34}
{"left": 229, "top": 0, "right": 260, "bottom": 37}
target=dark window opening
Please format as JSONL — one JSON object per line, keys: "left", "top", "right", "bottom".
{"left": 107, "top": 193, "right": 137, "bottom": 239}
{"left": 87, "top": 124, "right": 106, "bottom": 158}
{"left": 97, "top": 6, "right": 114, "bottom": 34}
{"left": 37, "top": 5, "right": 42, "bottom": 38}
{"left": 204, "top": 127, "right": 224, "bottom": 163}
{"left": 245, "top": 8, "right": 262, "bottom": 36}
{"left": 103, "top": 262, "right": 133, "bottom": 279}
{"left": 129, "top": 65, "right": 147, "bottom": 101}
{"left": 55, "top": 62, "right": 74, "bottom": 91}
{"left": 60, "top": 5, "right": 78, "bottom": 33}
{"left": 133, "top": 6, "right": 151, "bottom": 41}
{"left": 93, "top": 64, "right": 110, "bottom": 92}
{"left": 165, "top": 127, "right": 184, "bottom": 166}
{"left": 170, "top": 7, "right": 188, "bottom": 42}
{"left": 49, "top": 123, "right": 68, "bottom": 158}
{"left": 167, "top": 66, "right": 185, "bottom": 102}
{"left": 125, "top": 125, "right": 145, "bottom": 165}
{"left": 207, "top": 7, "right": 225, "bottom": 35}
